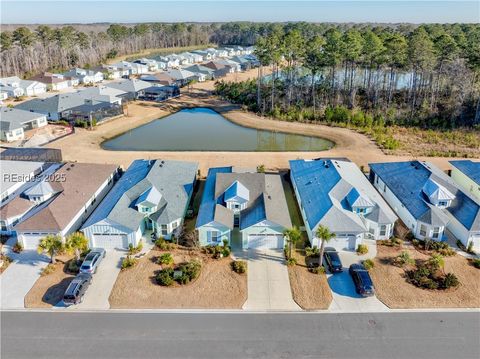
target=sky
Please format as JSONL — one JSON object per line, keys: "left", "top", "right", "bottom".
{"left": 1, "top": 0, "right": 479, "bottom": 24}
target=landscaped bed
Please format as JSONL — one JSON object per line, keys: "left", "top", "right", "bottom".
{"left": 24, "top": 255, "right": 76, "bottom": 308}
{"left": 287, "top": 249, "right": 332, "bottom": 310}
{"left": 109, "top": 247, "right": 247, "bottom": 309}
{"left": 369, "top": 244, "right": 480, "bottom": 309}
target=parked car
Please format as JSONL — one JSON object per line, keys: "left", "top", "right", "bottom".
{"left": 349, "top": 263, "right": 375, "bottom": 297}
{"left": 323, "top": 247, "right": 343, "bottom": 273}
{"left": 63, "top": 273, "right": 92, "bottom": 305}
{"left": 80, "top": 248, "right": 106, "bottom": 274}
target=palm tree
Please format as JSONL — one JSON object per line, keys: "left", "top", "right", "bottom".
{"left": 316, "top": 225, "right": 336, "bottom": 267}
{"left": 428, "top": 253, "right": 445, "bottom": 273}
{"left": 65, "top": 232, "right": 89, "bottom": 262}
{"left": 37, "top": 235, "right": 64, "bottom": 264}
{"left": 283, "top": 226, "right": 301, "bottom": 259}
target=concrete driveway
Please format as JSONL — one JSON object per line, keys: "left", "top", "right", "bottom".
{"left": 64, "top": 249, "right": 125, "bottom": 310}
{"left": 1, "top": 239, "right": 49, "bottom": 309}
{"left": 242, "top": 249, "right": 300, "bottom": 311}
{"left": 327, "top": 242, "right": 388, "bottom": 312}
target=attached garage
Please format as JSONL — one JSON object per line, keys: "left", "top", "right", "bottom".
{"left": 18, "top": 232, "right": 50, "bottom": 250}
{"left": 325, "top": 235, "right": 358, "bottom": 251}
{"left": 92, "top": 234, "right": 128, "bottom": 250}
{"left": 247, "top": 234, "right": 284, "bottom": 249}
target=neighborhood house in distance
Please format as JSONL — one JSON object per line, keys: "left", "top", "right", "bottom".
{"left": 449, "top": 160, "right": 480, "bottom": 201}
{"left": 370, "top": 161, "right": 480, "bottom": 252}
{"left": 196, "top": 167, "right": 292, "bottom": 249}
{"left": 290, "top": 158, "right": 397, "bottom": 251}
{"left": 81, "top": 159, "right": 198, "bottom": 249}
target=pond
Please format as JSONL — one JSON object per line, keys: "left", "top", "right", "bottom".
{"left": 102, "top": 108, "right": 334, "bottom": 152}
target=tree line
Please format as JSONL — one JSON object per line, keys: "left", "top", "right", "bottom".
{"left": 217, "top": 23, "right": 480, "bottom": 129}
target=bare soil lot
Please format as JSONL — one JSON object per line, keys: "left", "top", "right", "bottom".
{"left": 109, "top": 247, "right": 247, "bottom": 309}
{"left": 370, "top": 245, "right": 480, "bottom": 309}
{"left": 24, "top": 255, "right": 75, "bottom": 308}
{"left": 287, "top": 250, "right": 332, "bottom": 310}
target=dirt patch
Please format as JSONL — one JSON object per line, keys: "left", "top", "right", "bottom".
{"left": 370, "top": 245, "right": 480, "bottom": 309}
{"left": 287, "top": 250, "right": 332, "bottom": 310}
{"left": 109, "top": 247, "right": 247, "bottom": 309}
{"left": 24, "top": 255, "right": 76, "bottom": 308}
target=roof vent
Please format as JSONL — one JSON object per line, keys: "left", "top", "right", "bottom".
{"left": 324, "top": 161, "right": 329, "bottom": 168}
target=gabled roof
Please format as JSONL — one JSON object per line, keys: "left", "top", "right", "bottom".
{"left": 0, "top": 107, "right": 46, "bottom": 131}
{"left": 196, "top": 168, "right": 291, "bottom": 230}
{"left": 0, "top": 196, "right": 35, "bottom": 220}
{"left": 15, "top": 163, "right": 118, "bottom": 232}
{"left": 370, "top": 161, "right": 480, "bottom": 231}
{"left": 450, "top": 160, "right": 480, "bottom": 185}
{"left": 290, "top": 158, "right": 397, "bottom": 232}
{"left": 104, "top": 79, "right": 152, "bottom": 94}
{"left": 24, "top": 180, "right": 62, "bottom": 198}
{"left": 82, "top": 160, "right": 198, "bottom": 232}
{"left": 423, "top": 178, "right": 455, "bottom": 202}
{"left": 166, "top": 69, "right": 196, "bottom": 80}
{"left": 134, "top": 186, "right": 162, "bottom": 207}
{"left": 224, "top": 180, "right": 249, "bottom": 203}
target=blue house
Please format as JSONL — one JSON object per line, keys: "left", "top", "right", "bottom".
{"left": 370, "top": 161, "right": 480, "bottom": 251}
{"left": 290, "top": 158, "right": 397, "bottom": 251}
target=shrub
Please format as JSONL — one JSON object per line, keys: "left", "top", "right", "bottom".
{"left": 305, "top": 246, "right": 319, "bottom": 257}
{"left": 467, "top": 241, "right": 475, "bottom": 254}
{"left": 157, "top": 253, "right": 174, "bottom": 266}
{"left": 287, "top": 257, "right": 297, "bottom": 266}
{"left": 395, "top": 251, "right": 415, "bottom": 267}
{"left": 257, "top": 164, "right": 266, "bottom": 173}
{"left": 363, "top": 259, "right": 375, "bottom": 270}
{"left": 156, "top": 268, "right": 175, "bottom": 286}
{"left": 41, "top": 263, "right": 56, "bottom": 276}
{"left": 176, "top": 260, "right": 201, "bottom": 284}
{"left": 155, "top": 238, "right": 174, "bottom": 251}
{"left": 66, "top": 259, "right": 81, "bottom": 274}
{"left": 309, "top": 266, "right": 325, "bottom": 274}
{"left": 121, "top": 255, "right": 138, "bottom": 270}
{"left": 222, "top": 246, "right": 231, "bottom": 258}
{"left": 472, "top": 258, "right": 480, "bottom": 269}
{"left": 12, "top": 242, "right": 23, "bottom": 253}
{"left": 356, "top": 244, "right": 368, "bottom": 255}
{"left": 443, "top": 273, "right": 459, "bottom": 289}
{"left": 231, "top": 260, "right": 247, "bottom": 274}
{"left": 128, "top": 241, "right": 143, "bottom": 255}
{"left": 204, "top": 244, "right": 229, "bottom": 259}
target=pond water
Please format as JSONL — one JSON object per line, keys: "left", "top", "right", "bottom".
{"left": 102, "top": 108, "right": 334, "bottom": 152}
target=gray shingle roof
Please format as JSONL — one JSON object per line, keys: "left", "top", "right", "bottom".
{"left": 0, "top": 107, "right": 46, "bottom": 131}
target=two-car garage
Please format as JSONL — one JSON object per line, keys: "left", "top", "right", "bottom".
{"left": 247, "top": 234, "right": 284, "bottom": 249}
{"left": 91, "top": 234, "right": 128, "bottom": 250}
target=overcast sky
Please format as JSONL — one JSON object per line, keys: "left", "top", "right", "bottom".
{"left": 1, "top": 1, "right": 479, "bottom": 24}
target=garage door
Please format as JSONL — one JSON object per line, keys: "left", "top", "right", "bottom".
{"left": 327, "top": 236, "right": 357, "bottom": 251}
{"left": 20, "top": 233, "right": 49, "bottom": 250}
{"left": 93, "top": 234, "right": 128, "bottom": 250}
{"left": 248, "top": 234, "right": 284, "bottom": 249}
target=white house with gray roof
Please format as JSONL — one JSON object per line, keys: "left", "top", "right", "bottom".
{"left": 82, "top": 159, "right": 198, "bottom": 249}
{"left": 0, "top": 76, "right": 47, "bottom": 97}
{"left": 290, "top": 158, "right": 397, "bottom": 251}
{"left": 0, "top": 107, "right": 48, "bottom": 142}
{"left": 196, "top": 167, "right": 292, "bottom": 249}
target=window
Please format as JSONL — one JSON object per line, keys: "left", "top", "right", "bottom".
{"left": 172, "top": 221, "right": 178, "bottom": 230}
{"left": 234, "top": 204, "right": 240, "bottom": 209}
{"left": 161, "top": 224, "right": 168, "bottom": 235}
{"left": 432, "top": 227, "right": 440, "bottom": 239}
{"left": 438, "top": 200, "right": 448, "bottom": 207}
{"left": 380, "top": 225, "right": 387, "bottom": 236}
{"left": 420, "top": 224, "right": 427, "bottom": 237}
{"left": 208, "top": 231, "right": 220, "bottom": 243}
{"left": 0, "top": 221, "right": 7, "bottom": 231}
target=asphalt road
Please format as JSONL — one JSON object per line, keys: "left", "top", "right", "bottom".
{"left": 1, "top": 311, "right": 479, "bottom": 359}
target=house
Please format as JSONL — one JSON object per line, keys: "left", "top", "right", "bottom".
{"left": 140, "top": 73, "right": 176, "bottom": 86}
{"left": 103, "top": 64, "right": 130, "bottom": 78}
{"left": 157, "top": 56, "right": 180, "bottom": 68}
{"left": 16, "top": 89, "right": 122, "bottom": 121}
{"left": 369, "top": 161, "right": 480, "bottom": 252}
{"left": 134, "top": 58, "right": 159, "bottom": 72}
{"left": 166, "top": 54, "right": 190, "bottom": 66}
{"left": 0, "top": 77, "right": 46, "bottom": 97}
{"left": 0, "top": 107, "right": 48, "bottom": 142}
{"left": 82, "top": 159, "right": 198, "bottom": 249}
{"left": 104, "top": 79, "right": 152, "bottom": 101}
{"left": 0, "top": 92, "right": 8, "bottom": 103}
{"left": 0, "top": 161, "right": 61, "bottom": 235}
{"left": 214, "top": 48, "right": 229, "bottom": 58}
{"left": 196, "top": 167, "right": 291, "bottom": 249}
{"left": 166, "top": 69, "right": 197, "bottom": 86}
{"left": 215, "top": 59, "right": 242, "bottom": 72}
{"left": 290, "top": 159, "right": 397, "bottom": 251}
{"left": 230, "top": 56, "right": 254, "bottom": 71}
{"left": 203, "top": 61, "right": 234, "bottom": 77}
{"left": 62, "top": 100, "right": 123, "bottom": 124}
{"left": 12, "top": 162, "right": 119, "bottom": 249}
{"left": 141, "top": 85, "right": 180, "bottom": 102}
{"left": 29, "top": 73, "right": 73, "bottom": 91}
{"left": 62, "top": 68, "right": 104, "bottom": 84}
{"left": 191, "top": 50, "right": 215, "bottom": 61}
{"left": 450, "top": 160, "right": 480, "bottom": 200}
{"left": 184, "top": 52, "right": 203, "bottom": 63}
{"left": 184, "top": 65, "right": 215, "bottom": 81}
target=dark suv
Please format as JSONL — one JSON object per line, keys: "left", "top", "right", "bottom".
{"left": 349, "top": 263, "right": 375, "bottom": 297}
{"left": 63, "top": 273, "right": 92, "bottom": 305}
{"left": 323, "top": 247, "right": 343, "bottom": 273}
